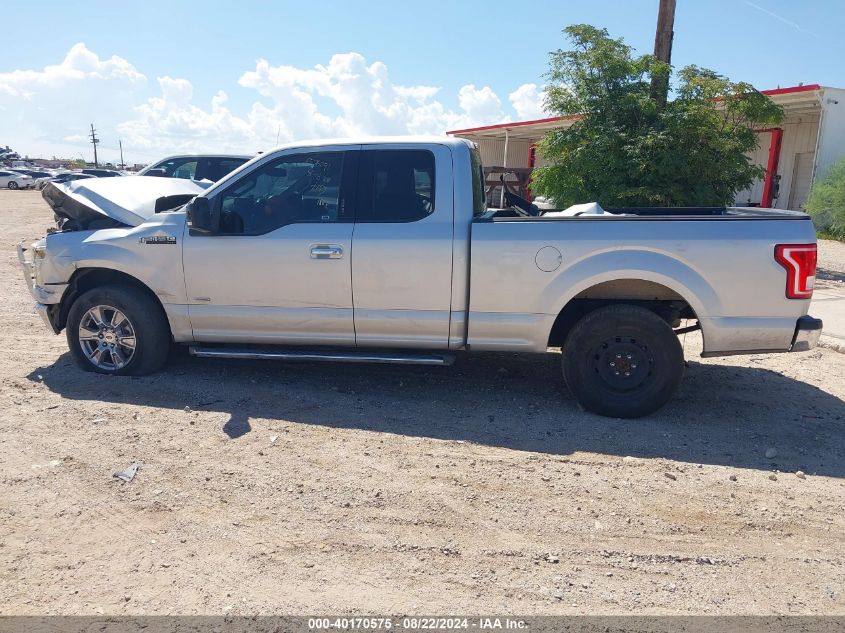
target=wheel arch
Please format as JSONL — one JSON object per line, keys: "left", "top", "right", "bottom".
{"left": 57, "top": 267, "right": 171, "bottom": 338}
{"left": 540, "top": 249, "right": 718, "bottom": 349}
{"left": 547, "top": 278, "right": 702, "bottom": 348}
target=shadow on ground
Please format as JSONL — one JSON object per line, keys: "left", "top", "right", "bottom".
{"left": 29, "top": 348, "right": 845, "bottom": 476}
{"left": 817, "top": 266, "right": 845, "bottom": 283}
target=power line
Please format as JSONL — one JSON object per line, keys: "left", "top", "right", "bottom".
{"left": 89, "top": 123, "right": 100, "bottom": 168}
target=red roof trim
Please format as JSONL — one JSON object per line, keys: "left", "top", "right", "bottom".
{"left": 447, "top": 84, "right": 821, "bottom": 136}
{"left": 761, "top": 83, "right": 820, "bottom": 96}
{"left": 446, "top": 114, "right": 578, "bottom": 135}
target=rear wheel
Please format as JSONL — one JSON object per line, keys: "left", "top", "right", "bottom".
{"left": 8, "top": 181, "right": 19, "bottom": 190}
{"left": 562, "top": 304, "right": 684, "bottom": 418}
{"left": 66, "top": 285, "right": 171, "bottom": 375}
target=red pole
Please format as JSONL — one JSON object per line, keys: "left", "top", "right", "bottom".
{"left": 526, "top": 144, "right": 537, "bottom": 200}
{"left": 761, "top": 128, "right": 783, "bottom": 208}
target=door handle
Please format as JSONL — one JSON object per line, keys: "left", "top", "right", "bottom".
{"left": 310, "top": 244, "right": 343, "bottom": 259}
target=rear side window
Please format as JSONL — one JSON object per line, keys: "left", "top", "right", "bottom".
{"left": 357, "top": 150, "right": 435, "bottom": 223}
{"left": 201, "top": 158, "right": 249, "bottom": 182}
{"left": 470, "top": 147, "right": 486, "bottom": 216}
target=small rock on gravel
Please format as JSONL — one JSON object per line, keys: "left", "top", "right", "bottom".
{"left": 664, "top": 472, "right": 677, "bottom": 481}
{"left": 796, "top": 471, "right": 806, "bottom": 479}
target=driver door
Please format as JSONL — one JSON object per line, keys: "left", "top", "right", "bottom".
{"left": 182, "top": 146, "right": 360, "bottom": 344}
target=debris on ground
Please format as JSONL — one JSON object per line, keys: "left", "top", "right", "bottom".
{"left": 113, "top": 461, "right": 140, "bottom": 483}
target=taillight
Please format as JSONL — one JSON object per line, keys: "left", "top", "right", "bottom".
{"left": 774, "top": 244, "right": 817, "bottom": 299}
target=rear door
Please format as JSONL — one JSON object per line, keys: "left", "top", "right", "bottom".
{"left": 351, "top": 144, "right": 455, "bottom": 348}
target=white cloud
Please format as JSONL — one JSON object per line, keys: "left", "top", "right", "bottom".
{"left": 509, "top": 83, "right": 548, "bottom": 121}
{"left": 0, "top": 43, "right": 146, "bottom": 158}
{"left": 2, "top": 46, "right": 547, "bottom": 162}
{"left": 117, "top": 77, "right": 256, "bottom": 153}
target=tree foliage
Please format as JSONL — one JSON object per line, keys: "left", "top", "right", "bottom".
{"left": 806, "top": 157, "right": 845, "bottom": 240}
{"left": 531, "top": 25, "right": 784, "bottom": 208}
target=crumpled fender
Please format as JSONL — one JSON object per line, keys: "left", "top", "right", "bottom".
{"left": 40, "top": 213, "right": 188, "bottom": 305}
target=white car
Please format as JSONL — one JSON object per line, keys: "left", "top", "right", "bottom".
{"left": 34, "top": 172, "right": 77, "bottom": 190}
{"left": 0, "top": 170, "right": 33, "bottom": 189}
{"left": 137, "top": 154, "right": 252, "bottom": 182}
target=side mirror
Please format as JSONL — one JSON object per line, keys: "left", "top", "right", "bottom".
{"left": 145, "top": 168, "right": 166, "bottom": 177}
{"left": 186, "top": 196, "right": 219, "bottom": 234}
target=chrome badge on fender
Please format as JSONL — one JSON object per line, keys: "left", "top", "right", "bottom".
{"left": 139, "top": 236, "right": 177, "bottom": 245}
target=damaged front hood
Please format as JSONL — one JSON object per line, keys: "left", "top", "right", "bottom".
{"left": 42, "top": 176, "right": 210, "bottom": 230}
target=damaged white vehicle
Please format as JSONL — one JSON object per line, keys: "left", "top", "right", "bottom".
{"left": 19, "top": 137, "right": 823, "bottom": 418}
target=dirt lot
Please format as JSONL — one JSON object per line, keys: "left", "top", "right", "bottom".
{"left": 1, "top": 189, "right": 843, "bottom": 615}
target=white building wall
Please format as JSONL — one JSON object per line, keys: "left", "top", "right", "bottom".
{"left": 735, "top": 134, "right": 771, "bottom": 206}
{"left": 734, "top": 114, "right": 821, "bottom": 209}
{"left": 815, "top": 88, "right": 845, "bottom": 181}
{"left": 474, "top": 138, "right": 532, "bottom": 167}
{"left": 773, "top": 113, "right": 821, "bottom": 209}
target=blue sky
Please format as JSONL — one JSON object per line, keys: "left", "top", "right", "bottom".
{"left": 2, "top": 0, "right": 842, "bottom": 162}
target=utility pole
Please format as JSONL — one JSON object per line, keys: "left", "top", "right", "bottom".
{"left": 119, "top": 140, "right": 125, "bottom": 169}
{"left": 89, "top": 124, "right": 100, "bottom": 168}
{"left": 650, "top": 0, "right": 676, "bottom": 108}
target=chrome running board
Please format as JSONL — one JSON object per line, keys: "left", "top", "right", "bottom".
{"left": 188, "top": 345, "right": 455, "bottom": 366}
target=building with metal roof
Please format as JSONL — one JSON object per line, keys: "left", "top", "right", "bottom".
{"left": 448, "top": 84, "right": 845, "bottom": 210}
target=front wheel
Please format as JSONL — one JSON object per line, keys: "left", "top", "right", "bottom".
{"left": 8, "top": 181, "right": 19, "bottom": 190}
{"left": 66, "top": 285, "right": 171, "bottom": 375}
{"left": 562, "top": 304, "right": 684, "bottom": 418}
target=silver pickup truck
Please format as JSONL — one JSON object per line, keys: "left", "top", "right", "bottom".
{"left": 18, "top": 136, "right": 823, "bottom": 418}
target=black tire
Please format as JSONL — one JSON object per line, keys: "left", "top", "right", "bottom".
{"left": 562, "top": 304, "right": 684, "bottom": 418}
{"left": 66, "top": 285, "right": 171, "bottom": 375}
{"left": 8, "top": 181, "right": 19, "bottom": 190}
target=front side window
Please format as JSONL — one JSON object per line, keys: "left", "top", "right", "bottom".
{"left": 358, "top": 150, "right": 435, "bottom": 223}
{"left": 216, "top": 152, "right": 346, "bottom": 235}
{"left": 153, "top": 158, "right": 199, "bottom": 179}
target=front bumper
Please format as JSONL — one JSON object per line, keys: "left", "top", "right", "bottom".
{"left": 17, "top": 241, "right": 62, "bottom": 334}
{"left": 34, "top": 302, "right": 60, "bottom": 334}
{"left": 790, "top": 315, "right": 823, "bottom": 352}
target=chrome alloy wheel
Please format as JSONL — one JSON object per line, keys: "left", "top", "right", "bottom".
{"left": 77, "top": 305, "right": 137, "bottom": 370}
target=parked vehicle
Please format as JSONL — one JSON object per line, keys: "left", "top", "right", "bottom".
{"left": 137, "top": 154, "right": 252, "bottom": 182}
{"left": 10, "top": 169, "right": 52, "bottom": 180}
{"left": 0, "top": 170, "right": 33, "bottom": 189}
{"left": 18, "top": 137, "right": 823, "bottom": 418}
{"left": 81, "top": 169, "right": 122, "bottom": 178}
{"left": 35, "top": 173, "right": 94, "bottom": 190}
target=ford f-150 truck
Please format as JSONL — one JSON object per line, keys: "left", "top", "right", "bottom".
{"left": 18, "top": 137, "right": 823, "bottom": 418}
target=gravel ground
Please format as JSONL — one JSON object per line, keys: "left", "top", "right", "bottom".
{"left": 1, "top": 189, "right": 844, "bottom": 615}
{"left": 818, "top": 239, "right": 845, "bottom": 277}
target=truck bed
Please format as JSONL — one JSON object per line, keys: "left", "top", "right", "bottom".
{"left": 474, "top": 206, "right": 811, "bottom": 221}
{"left": 466, "top": 208, "right": 817, "bottom": 356}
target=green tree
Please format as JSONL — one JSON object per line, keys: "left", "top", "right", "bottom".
{"left": 806, "top": 157, "right": 845, "bottom": 240}
{"left": 531, "top": 25, "right": 784, "bottom": 208}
